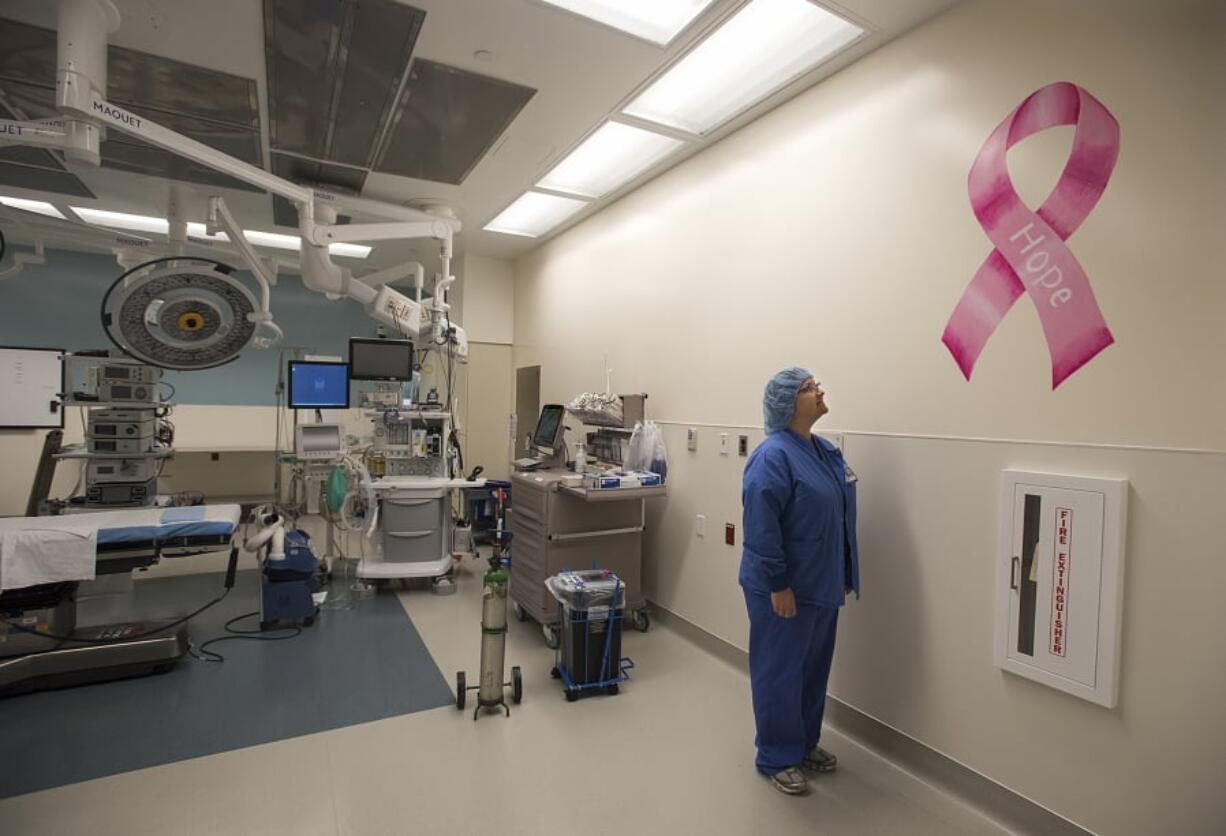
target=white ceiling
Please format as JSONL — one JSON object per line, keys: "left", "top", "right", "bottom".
{"left": 0, "top": 0, "right": 960, "bottom": 272}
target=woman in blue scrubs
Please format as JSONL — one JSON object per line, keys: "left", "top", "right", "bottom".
{"left": 739, "top": 367, "right": 859, "bottom": 795}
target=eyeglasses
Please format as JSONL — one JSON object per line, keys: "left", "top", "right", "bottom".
{"left": 798, "top": 382, "right": 822, "bottom": 395}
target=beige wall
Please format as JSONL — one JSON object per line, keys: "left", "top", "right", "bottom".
{"left": 514, "top": 1, "right": 1226, "bottom": 833}
{"left": 454, "top": 342, "right": 514, "bottom": 482}
{"left": 458, "top": 254, "right": 515, "bottom": 345}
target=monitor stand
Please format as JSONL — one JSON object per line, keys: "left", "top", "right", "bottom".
{"left": 315, "top": 409, "right": 324, "bottom": 424}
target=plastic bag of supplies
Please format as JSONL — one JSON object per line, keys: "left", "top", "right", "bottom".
{"left": 625, "top": 420, "right": 668, "bottom": 482}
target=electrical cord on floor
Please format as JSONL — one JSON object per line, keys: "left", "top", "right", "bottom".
{"left": 188, "top": 611, "right": 303, "bottom": 663}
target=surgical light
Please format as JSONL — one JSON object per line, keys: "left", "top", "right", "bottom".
{"left": 72, "top": 207, "right": 372, "bottom": 258}
{"left": 484, "top": 192, "right": 589, "bottom": 238}
{"left": 537, "top": 0, "right": 715, "bottom": 46}
{"left": 0, "top": 196, "right": 67, "bottom": 220}
{"left": 622, "top": 0, "right": 863, "bottom": 135}
{"left": 536, "top": 121, "right": 686, "bottom": 199}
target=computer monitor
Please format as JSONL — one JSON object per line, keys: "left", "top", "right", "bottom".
{"left": 287, "top": 361, "right": 350, "bottom": 409}
{"left": 532, "top": 404, "right": 566, "bottom": 452}
{"left": 349, "top": 338, "right": 414, "bottom": 381}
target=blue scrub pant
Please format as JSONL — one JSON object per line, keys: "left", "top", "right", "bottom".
{"left": 743, "top": 590, "right": 839, "bottom": 774}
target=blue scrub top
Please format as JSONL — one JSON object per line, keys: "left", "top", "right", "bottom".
{"left": 739, "top": 430, "right": 860, "bottom": 606}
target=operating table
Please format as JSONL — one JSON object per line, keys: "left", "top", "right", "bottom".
{"left": 0, "top": 505, "right": 241, "bottom": 696}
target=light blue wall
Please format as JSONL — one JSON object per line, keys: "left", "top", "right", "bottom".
{"left": 0, "top": 248, "right": 379, "bottom": 405}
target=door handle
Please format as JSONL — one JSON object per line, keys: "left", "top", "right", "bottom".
{"left": 1010, "top": 556, "right": 1020, "bottom": 590}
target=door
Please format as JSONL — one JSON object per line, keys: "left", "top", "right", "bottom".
{"left": 514, "top": 365, "right": 540, "bottom": 458}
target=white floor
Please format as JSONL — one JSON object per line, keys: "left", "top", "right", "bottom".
{"left": 0, "top": 555, "right": 1011, "bottom": 836}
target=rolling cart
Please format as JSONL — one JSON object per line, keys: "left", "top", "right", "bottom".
{"left": 546, "top": 570, "right": 634, "bottom": 701}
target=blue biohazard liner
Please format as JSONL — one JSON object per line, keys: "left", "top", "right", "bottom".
{"left": 546, "top": 569, "right": 635, "bottom": 701}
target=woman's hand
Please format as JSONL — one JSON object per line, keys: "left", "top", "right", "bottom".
{"left": 771, "top": 588, "right": 797, "bottom": 618}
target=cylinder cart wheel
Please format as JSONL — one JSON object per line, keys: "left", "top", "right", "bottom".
{"left": 513, "top": 601, "right": 527, "bottom": 622}
{"left": 456, "top": 671, "right": 467, "bottom": 710}
{"left": 511, "top": 666, "right": 523, "bottom": 704}
{"left": 543, "top": 623, "right": 560, "bottom": 650}
{"left": 632, "top": 609, "right": 650, "bottom": 632}
{"left": 565, "top": 689, "right": 579, "bottom": 702}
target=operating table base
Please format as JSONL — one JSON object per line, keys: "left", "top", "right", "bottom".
{"left": 0, "top": 623, "right": 188, "bottom": 698}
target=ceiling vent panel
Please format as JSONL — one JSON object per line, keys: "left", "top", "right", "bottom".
{"left": 0, "top": 163, "right": 95, "bottom": 198}
{"left": 264, "top": 0, "right": 424, "bottom": 168}
{"left": 0, "top": 17, "right": 262, "bottom": 194}
{"left": 375, "top": 59, "right": 535, "bottom": 185}
{"left": 107, "top": 46, "right": 261, "bottom": 131}
{"left": 0, "top": 146, "right": 62, "bottom": 169}
{"left": 0, "top": 75, "right": 94, "bottom": 198}
{"left": 270, "top": 152, "right": 365, "bottom": 228}
{"left": 0, "top": 20, "right": 57, "bottom": 87}
{"left": 0, "top": 79, "right": 61, "bottom": 161}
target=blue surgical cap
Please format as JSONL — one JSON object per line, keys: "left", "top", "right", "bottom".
{"left": 762, "top": 367, "right": 814, "bottom": 434}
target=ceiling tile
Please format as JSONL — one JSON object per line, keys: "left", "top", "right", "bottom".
{"left": 376, "top": 59, "right": 535, "bottom": 185}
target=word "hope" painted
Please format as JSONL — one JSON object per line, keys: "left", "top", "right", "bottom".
{"left": 1009, "top": 223, "right": 1073, "bottom": 307}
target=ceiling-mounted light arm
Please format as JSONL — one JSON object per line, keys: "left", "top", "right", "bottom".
{"left": 305, "top": 218, "right": 454, "bottom": 311}
{"left": 0, "top": 238, "right": 47, "bottom": 280}
{"left": 0, "top": 120, "right": 66, "bottom": 148}
{"left": 313, "top": 190, "right": 462, "bottom": 232}
{"left": 306, "top": 220, "right": 452, "bottom": 246}
{"left": 3, "top": 0, "right": 463, "bottom": 351}
{"left": 61, "top": 90, "right": 316, "bottom": 210}
{"left": 355, "top": 260, "right": 425, "bottom": 292}
{"left": 206, "top": 197, "right": 282, "bottom": 348}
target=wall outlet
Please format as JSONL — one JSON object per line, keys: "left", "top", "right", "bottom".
{"left": 738, "top": 435, "right": 748, "bottom": 456}
{"left": 695, "top": 514, "right": 706, "bottom": 538}
{"left": 828, "top": 432, "right": 844, "bottom": 452}
{"left": 719, "top": 433, "right": 729, "bottom": 455}
{"left": 687, "top": 427, "right": 698, "bottom": 451}
{"left": 725, "top": 523, "right": 735, "bottom": 546}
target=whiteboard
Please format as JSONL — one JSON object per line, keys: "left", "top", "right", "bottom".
{"left": 0, "top": 347, "right": 64, "bottom": 429}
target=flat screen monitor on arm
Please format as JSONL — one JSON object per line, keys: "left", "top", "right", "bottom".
{"left": 532, "top": 404, "right": 566, "bottom": 454}
{"left": 288, "top": 361, "right": 350, "bottom": 410}
{"left": 349, "top": 338, "right": 414, "bottom": 381}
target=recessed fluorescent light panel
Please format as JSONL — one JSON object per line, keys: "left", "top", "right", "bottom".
{"left": 484, "top": 192, "right": 589, "bottom": 238}
{"left": 72, "top": 208, "right": 371, "bottom": 258}
{"left": 539, "top": 0, "right": 716, "bottom": 45}
{"left": 71, "top": 207, "right": 169, "bottom": 234}
{"left": 623, "top": 0, "right": 863, "bottom": 135}
{"left": 537, "top": 121, "right": 686, "bottom": 199}
{"left": 0, "top": 196, "right": 67, "bottom": 220}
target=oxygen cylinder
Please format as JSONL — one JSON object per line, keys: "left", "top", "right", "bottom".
{"left": 478, "top": 568, "right": 509, "bottom": 704}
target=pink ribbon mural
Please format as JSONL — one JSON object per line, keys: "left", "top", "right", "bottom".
{"left": 942, "top": 82, "right": 1120, "bottom": 389}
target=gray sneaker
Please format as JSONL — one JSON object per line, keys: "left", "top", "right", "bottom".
{"left": 802, "top": 745, "right": 838, "bottom": 773}
{"left": 769, "top": 767, "right": 810, "bottom": 795}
